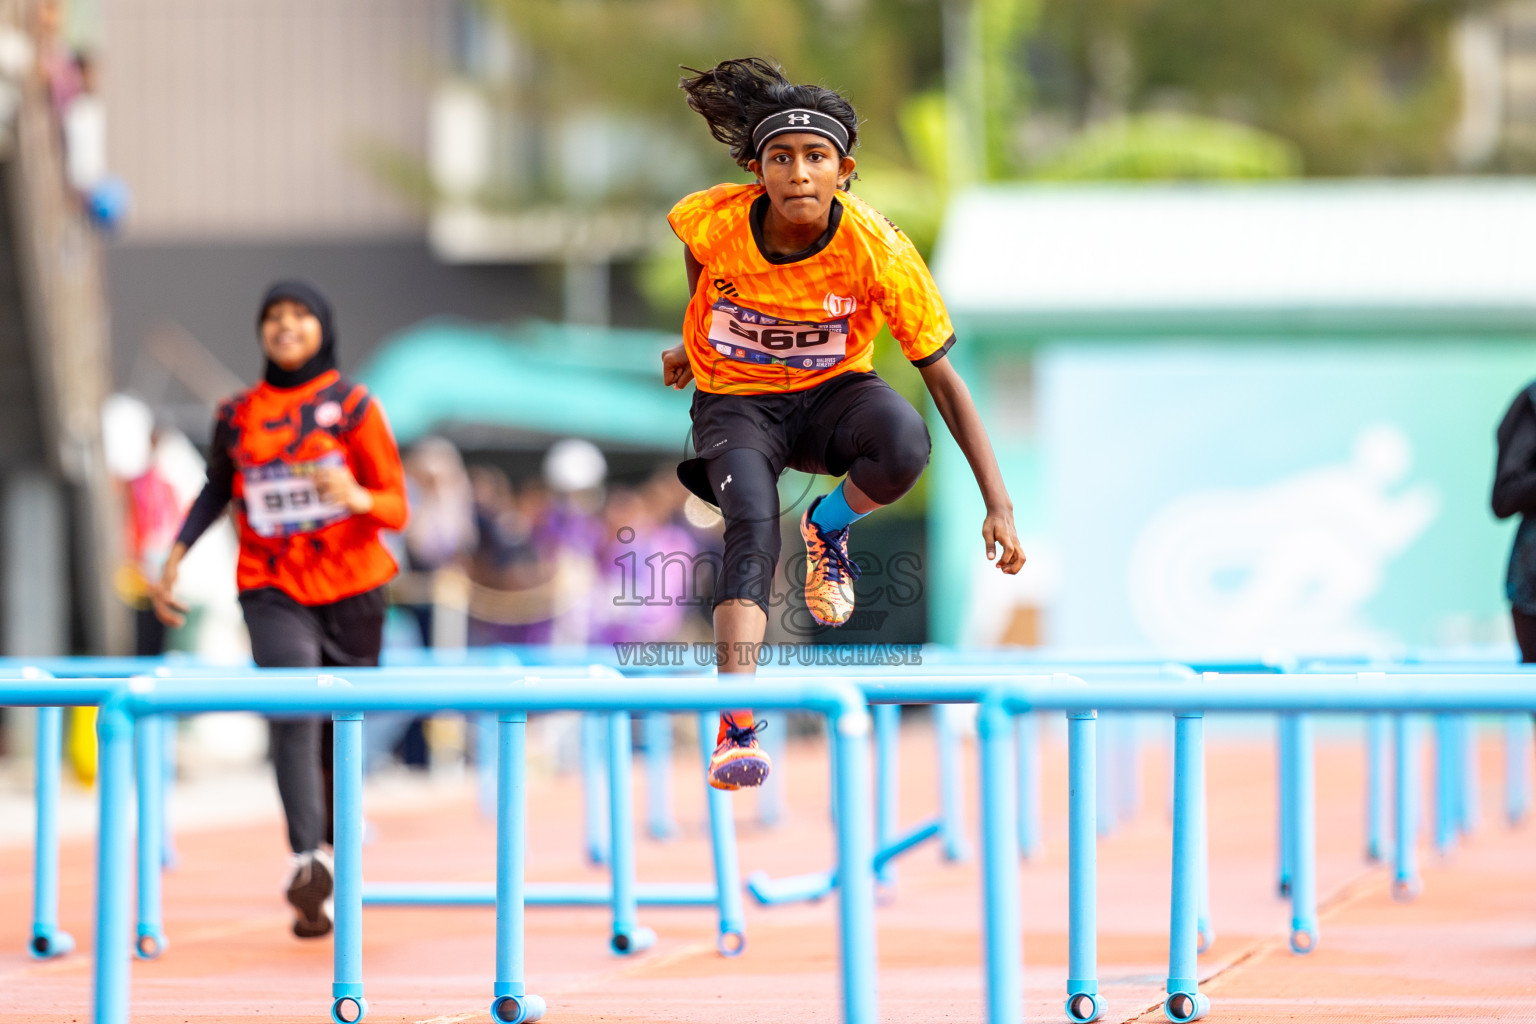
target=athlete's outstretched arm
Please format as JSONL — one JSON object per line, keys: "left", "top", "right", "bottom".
{"left": 661, "top": 246, "right": 703, "bottom": 389}
{"left": 918, "top": 355, "right": 1025, "bottom": 573}
{"left": 153, "top": 412, "right": 238, "bottom": 627}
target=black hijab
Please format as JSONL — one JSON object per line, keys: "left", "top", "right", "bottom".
{"left": 258, "top": 279, "right": 337, "bottom": 388}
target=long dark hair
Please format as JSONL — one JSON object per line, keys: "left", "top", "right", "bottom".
{"left": 679, "top": 58, "right": 860, "bottom": 172}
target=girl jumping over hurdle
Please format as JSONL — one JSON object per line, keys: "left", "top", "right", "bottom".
{"left": 152, "top": 280, "right": 408, "bottom": 938}
{"left": 663, "top": 58, "right": 1025, "bottom": 790}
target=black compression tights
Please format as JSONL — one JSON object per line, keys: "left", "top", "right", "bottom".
{"left": 824, "top": 386, "right": 932, "bottom": 506}
{"left": 706, "top": 449, "right": 782, "bottom": 613}
{"left": 705, "top": 403, "right": 930, "bottom": 615}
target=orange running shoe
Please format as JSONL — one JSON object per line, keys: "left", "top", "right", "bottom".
{"left": 799, "top": 499, "right": 862, "bottom": 627}
{"left": 708, "top": 714, "right": 772, "bottom": 790}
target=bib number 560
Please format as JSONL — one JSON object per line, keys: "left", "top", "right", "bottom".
{"left": 728, "top": 323, "right": 833, "bottom": 350}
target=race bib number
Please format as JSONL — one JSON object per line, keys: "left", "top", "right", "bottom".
{"left": 241, "top": 454, "right": 351, "bottom": 538}
{"left": 707, "top": 298, "right": 849, "bottom": 371}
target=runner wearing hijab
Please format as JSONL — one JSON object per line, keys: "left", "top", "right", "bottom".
{"left": 152, "top": 280, "right": 408, "bottom": 937}
{"left": 664, "top": 58, "right": 1025, "bottom": 790}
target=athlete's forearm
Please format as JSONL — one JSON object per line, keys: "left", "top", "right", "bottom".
{"left": 348, "top": 404, "right": 409, "bottom": 530}
{"left": 362, "top": 487, "right": 407, "bottom": 530}
{"left": 176, "top": 414, "right": 236, "bottom": 549}
{"left": 174, "top": 469, "right": 233, "bottom": 548}
{"left": 919, "top": 358, "right": 1013, "bottom": 513}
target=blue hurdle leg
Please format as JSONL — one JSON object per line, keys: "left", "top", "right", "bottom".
{"left": 831, "top": 705, "right": 878, "bottom": 1024}
{"left": 979, "top": 698, "right": 1022, "bottom": 1024}
{"left": 1196, "top": 722, "right": 1214, "bottom": 955}
{"left": 477, "top": 713, "right": 497, "bottom": 818}
{"left": 643, "top": 713, "right": 676, "bottom": 840}
{"left": 1433, "top": 714, "right": 1457, "bottom": 855}
{"left": 1016, "top": 712, "right": 1043, "bottom": 860}
{"left": 874, "top": 703, "right": 900, "bottom": 886}
{"left": 1289, "top": 715, "right": 1318, "bottom": 954}
{"left": 1277, "top": 715, "right": 1294, "bottom": 898}
{"left": 1164, "top": 711, "right": 1210, "bottom": 1023}
{"left": 331, "top": 712, "right": 367, "bottom": 1024}
{"left": 134, "top": 714, "right": 168, "bottom": 959}
{"left": 606, "top": 712, "right": 653, "bottom": 955}
{"left": 30, "top": 706, "right": 73, "bottom": 958}
{"left": 757, "top": 707, "right": 786, "bottom": 828}
{"left": 1066, "top": 710, "right": 1102, "bottom": 1023}
{"left": 698, "top": 713, "right": 747, "bottom": 955}
{"left": 1392, "top": 715, "right": 1421, "bottom": 901}
{"left": 581, "top": 713, "right": 609, "bottom": 865}
{"left": 936, "top": 704, "right": 970, "bottom": 861}
{"left": 93, "top": 696, "right": 134, "bottom": 1024}
{"left": 1459, "top": 715, "right": 1479, "bottom": 835}
{"left": 160, "top": 714, "right": 178, "bottom": 869}
{"left": 1506, "top": 716, "right": 1532, "bottom": 826}
{"left": 491, "top": 712, "right": 544, "bottom": 1024}
{"left": 1366, "top": 714, "right": 1389, "bottom": 862}
{"left": 1096, "top": 713, "right": 1116, "bottom": 837}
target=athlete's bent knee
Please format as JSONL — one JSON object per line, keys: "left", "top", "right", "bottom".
{"left": 851, "top": 415, "right": 930, "bottom": 506}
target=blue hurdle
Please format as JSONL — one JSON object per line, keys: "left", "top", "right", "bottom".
{"left": 978, "top": 672, "right": 1536, "bottom": 1024}
{"left": 746, "top": 659, "right": 1197, "bottom": 907}
{"left": 123, "top": 662, "right": 747, "bottom": 957}
{"left": 52, "top": 671, "right": 877, "bottom": 1024}
{"left": 3, "top": 663, "right": 161, "bottom": 961}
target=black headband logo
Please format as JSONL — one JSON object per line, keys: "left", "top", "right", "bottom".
{"left": 752, "top": 107, "right": 851, "bottom": 158}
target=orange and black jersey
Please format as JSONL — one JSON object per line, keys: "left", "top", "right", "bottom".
{"left": 176, "top": 370, "right": 408, "bottom": 606}
{"left": 668, "top": 183, "right": 955, "bottom": 395}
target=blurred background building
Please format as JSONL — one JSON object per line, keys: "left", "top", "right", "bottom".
{"left": 2, "top": 0, "right": 1536, "bottom": 685}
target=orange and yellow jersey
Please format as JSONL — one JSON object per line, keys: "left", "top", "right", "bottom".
{"left": 668, "top": 183, "right": 955, "bottom": 395}
{"left": 178, "top": 370, "right": 408, "bottom": 606}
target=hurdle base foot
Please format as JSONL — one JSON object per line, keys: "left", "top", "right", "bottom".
{"left": 1163, "top": 991, "right": 1209, "bottom": 1023}
{"left": 28, "top": 929, "right": 74, "bottom": 960}
{"left": 135, "top": 929, "right": 169, "bottom": 960}
{"left": 330, "top": 995, "right": 368, "bottom": 1024}
{"left": 1066, "top": 990, "right": 1103, "bottom": 1023}
{"left": 492, "top": 993, "right": 545, "bottom": 1024}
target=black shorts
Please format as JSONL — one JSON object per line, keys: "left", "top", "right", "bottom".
{"left": 677, "top": 372, "right": 916, "bottom": 505}
{"left": 240, "top": 585, "right": 387, "bottom": 669}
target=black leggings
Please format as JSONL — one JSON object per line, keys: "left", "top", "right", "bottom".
{"left": 240, "top": 586, "right": 386, "bottom": 853}
{"left": 708, "top": 388, "right": 930, "bottom": 613}
{"left": 1515, "top": 609, "right": 1536, "bottom": 664}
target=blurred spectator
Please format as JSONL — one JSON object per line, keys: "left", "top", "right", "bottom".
{"left": 1494, "top": 382, "right": 1536, "bottom": 662}
{"left": 453, "top": 447, "right": 727, "bottom": 651}
{"left": 103, "top": 394, "right": 189, "bottom": 655}
{"left": 460, "top": 440, "right": 608, "bottom": 647}
{"left": 537, "top": 440, "right": 605, "bottom": 646}
{"left": 464, "top": 466, "right": 555, "bottom": 645}
{"left": 593, "top": 476, "right": 704, "bottom": 646}
{"left": 33, "top": 0, "right": 79, "bottom": 117}
{"left": 35, "top": 0, "right": 128, "bottom": 228}
{"left": 401, "top": 436, "right": 476, "bottom": 646}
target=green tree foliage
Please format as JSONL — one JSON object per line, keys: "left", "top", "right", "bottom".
{"left": 489, "top": 0, "right": 950, "bottom": 186}
{"left": 1034, "top": 111, "right": 1301, "bottom": 180}
{"left": 1030, "top": 0, "right": 1496, "bottom": 175}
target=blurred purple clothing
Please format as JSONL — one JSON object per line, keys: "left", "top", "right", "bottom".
{"left": 594, "top": 522, "right": 699, "bottom": 645}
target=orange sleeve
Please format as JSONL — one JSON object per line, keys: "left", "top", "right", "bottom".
{"left": 872, "top": 238, "right": 956, "bottom": 367}
{"left": 667, "top": 190, "right": 710, "bottom": 262}
{"left": 348, "top": 400, "right": 408, "bottom": 531}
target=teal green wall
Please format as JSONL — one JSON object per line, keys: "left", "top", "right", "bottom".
{"left": 929, "top": 329, "right": 1536, "bottom": 651}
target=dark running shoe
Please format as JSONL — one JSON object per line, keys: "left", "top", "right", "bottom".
{"left": 285, "top": 848, "right": 335, "bottom": 939}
